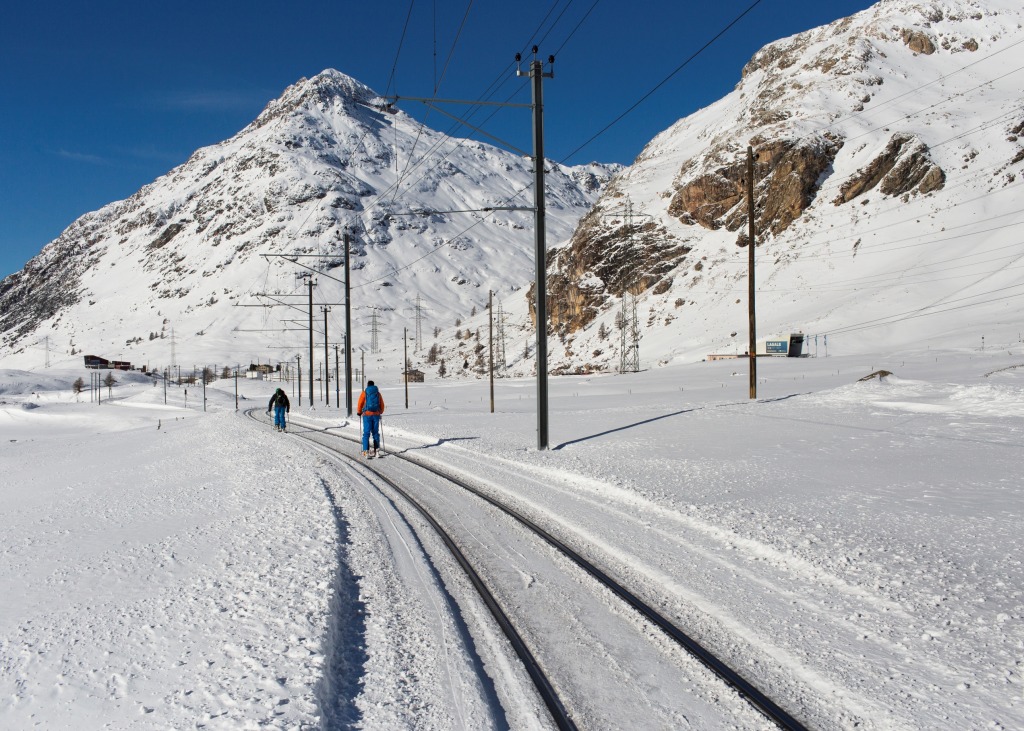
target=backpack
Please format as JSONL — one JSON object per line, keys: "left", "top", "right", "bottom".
{"left": 363, "top": 386, "right": 380, "bottom": 413}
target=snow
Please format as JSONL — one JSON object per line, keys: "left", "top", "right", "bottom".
{"left": 551, "top": 0, "right": 1024, "bottom": 371}
{"left": 2, "top": 2, "right": 1024, "bottom": 727}
{"left": 2, "top": 346, "right": 1022, "bottom": 729}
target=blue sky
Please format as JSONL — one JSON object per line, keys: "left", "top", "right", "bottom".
{"left": 0, "top": 0, "right": 875, "bottom": 279}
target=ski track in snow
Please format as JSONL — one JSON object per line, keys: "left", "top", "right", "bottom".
{"left": 2, "top": 348, "right": 1023, "bottom": 730}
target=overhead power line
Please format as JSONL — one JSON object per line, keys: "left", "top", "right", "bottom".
{"left": 827, "top": 281, "right": 1024, "bottom": 336}
{"left": 559, "top": 0, "right": 765, "bottom": 163}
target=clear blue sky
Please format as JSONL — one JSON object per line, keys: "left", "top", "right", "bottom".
{"left": 0, "top": 0, "right": 875, "bottom": 279}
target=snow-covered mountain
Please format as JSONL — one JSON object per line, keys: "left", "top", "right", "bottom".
{"left": 0, "top": 69, "right": 617, "bottom": 372}
{"left": 3, "top": 0, "right": 1023, "bottom": 378}
{"left": 543, "top": 0, "right": 1024, "bottom": 371}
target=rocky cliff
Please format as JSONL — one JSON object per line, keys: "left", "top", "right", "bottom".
{"left": 541, "top": 0, "right": 1023, "bottom": 370}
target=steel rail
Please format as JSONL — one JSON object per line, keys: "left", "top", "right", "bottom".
{"left": 279, "top": 412, "right": 812, "bottom": 731}
{"left": 397, "top": 452, "right": 808, "bottom": 730}
{"left": 245, "top": 409, "right": 577, "bottom": 731}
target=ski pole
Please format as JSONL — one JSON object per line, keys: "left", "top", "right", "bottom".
{"left": 380, "top": 417, "right": 385, "bottom": 455}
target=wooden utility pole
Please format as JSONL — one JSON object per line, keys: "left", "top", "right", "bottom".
{"left": 304, "top": 275, "right": 314, "bottom": 407}
{"left": 489, "top": 290, "right": 495, "bottom": 413}
{"left": 343, "top": 230, "right": 353, "bottom": 416}
{"left": 747, "top": 145, "right": 757, "bottom": 400}
{"left": 403, "top": 327, "right": 409, "bottom": 409}
{"left": 517, "top": 50, "right": 553, "bottom": 449}
{"left": 323, "top": 306, "right": 330, "bottom": 406}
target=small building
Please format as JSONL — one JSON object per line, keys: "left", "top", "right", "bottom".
{"left": 404, "top": 369, "right": 425, "bottom": 383}
{"left": 758, "top": 333, "right": 806, "bottom": 357}
{"left": 707, "top": 332, "right": 806, "bottom": 361}
{"left": 84, "top": 355, "right": 134, "bottom": 370}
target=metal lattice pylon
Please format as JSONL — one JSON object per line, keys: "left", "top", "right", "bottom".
{"left": 414, "top": 294, "right": 425, "bottom": 352}
{"left": 618, "top": 290, "right": 640, "bottom": 373}
{"left": 495, "top": 297, "right": 507, "bottom": 372}
{"left": 602, "top": 196, "right": 647, "bottom": 374}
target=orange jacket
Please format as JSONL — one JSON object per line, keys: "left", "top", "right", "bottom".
{"left": 356, "top": 388, "right": 385, "bottom": 416}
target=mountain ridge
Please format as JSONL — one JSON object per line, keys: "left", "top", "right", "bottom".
{"left": 3, "top": 0, "right": 1023, "bottom": 376}
{"left": 540, "top": 0, "right": 1024, "bottom": 372}
{"left": 0, "top": 68, "right": 618, "bottom": 372}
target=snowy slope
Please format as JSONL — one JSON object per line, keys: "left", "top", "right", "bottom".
{"left": 2, "top": 347, "right": 1023, "bottom": 729}
{"left": 0, "top": 70, "right": 617, "bottom": 373}
{"left": 540, "top": 0, "right": 1024, "bottom": 372}
{"left": 4, "top": 1, "right": 1024, "bottom": 383}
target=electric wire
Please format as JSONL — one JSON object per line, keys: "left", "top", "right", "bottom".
{"left": 313, "top": 0, "right": 614, "bottom": 330}
{"left": 321, "top": 1, "right": 587, "bottom": 288}
{"left": 558, "top": 0, "right": 765, "bottom": 164}
{"left": 781, "top": 215, "right": 1024, "bottom": 262}
{"left": 435, "top": 1, "right": 475, "bottom": 95}
{"left": 552, "top": 0, "right": 600, "bottom": 58}
{"left": 331, "top": 0, "right": 578, "bottom": 245}
{"left": 826, "top": 283, "right": 1024, "bottom": 336}
{"left": 842, "top": 64, "right": 1024, "bottom": 143}
{"left": 806, "top": 103, "right": 1023, "bottom": 203}
{"left": 384, "top": 0, "right": 419, "bottom": 99}
{"left": 815, "top": 35, "right": 1024, "bottom": 137}
{"left": 533, "top": 0, "right": 575, "bottom": 50}
{"left": 389, "top": 1, "right": 477, "bottom": 210}
{"left": 715, "top": 179, "right": 1024, "bottom": 267}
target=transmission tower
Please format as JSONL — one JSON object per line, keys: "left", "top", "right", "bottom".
{"left": 618, "top": 291, "right": 641, "bottom": 373}
{"left": 370, "top": 308, "right": 380, "bottom": 354}
{"left": 414, "top": 294, "right": 425, "bottom": 352}
{"left": 608, "top": 196, "right": 644, "bottom": 374}
{"left": 170, "top": 327, "right": 177, "bottom": 370}
{"left": 495, "top": 298, "right": 507, "bottom": 372}
{"left": 622, "top": 290, "right": 641, "bottom": 372}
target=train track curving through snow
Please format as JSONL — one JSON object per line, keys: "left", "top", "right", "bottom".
{"left": 247, "top": 408, "right": 809, "bottom": 730}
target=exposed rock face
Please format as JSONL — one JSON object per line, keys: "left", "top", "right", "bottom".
{"left": 0, "top": 211, "right": 111, "bottom": 344}
{"left": 667, "top": 168, "right": 741, "bottom": 230}
{"left": 530, "top": 0, "right": 1011, "bottom": 366}
{"left": 541, "top": 204, "right": 691, "bottom": 334}
{"left": 668, "top": 135, "right": 843, "bottom": 238}
{"left": 902, "top": 29, "right": 937, "bottom": 54}
{"left": 834, "top": 133, "right": 945, "bottom": 204}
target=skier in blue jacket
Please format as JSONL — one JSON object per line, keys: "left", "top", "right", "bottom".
{"left": 267, "top": 388, "right": 290, "bottom": 431}
{"left": 357, "top": 380, "right": 385, "bottom": 457}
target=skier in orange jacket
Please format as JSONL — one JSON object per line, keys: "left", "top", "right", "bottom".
{"left": 357, "top": 380, "right": 385, "bottom": 457}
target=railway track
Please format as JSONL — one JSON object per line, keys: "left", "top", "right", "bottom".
{"left": 248, "top": 408, "right": 810, "bottom": 730}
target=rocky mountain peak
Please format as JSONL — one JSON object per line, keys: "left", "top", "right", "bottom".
{"left": 0, "top": 67, "right": 617, "bottom": 370}
{"left": 249, "top": 69, "right": 382, "bottom": 131}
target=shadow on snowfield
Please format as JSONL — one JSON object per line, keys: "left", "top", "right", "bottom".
{"left": 553, "top": 408, "right": 697, "bottom": 450}
{"left": 394, "top": 436, "right": 480, "bottom": 456}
